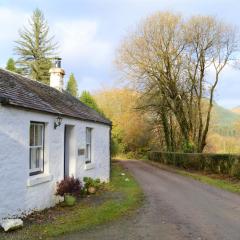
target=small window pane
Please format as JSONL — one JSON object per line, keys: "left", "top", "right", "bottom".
{"left": 35, "top": 125, "right": 43, "bottom": 146}
{"left": 30, "top": 148, "right": 37, "bottom": 169}
{"left": 36, "top": 148, "right": 40, "bottom": 168}
{"left": 30, "top": 124, "right": 34, "bottom": 146}
{"left": 37, "top": 147, "right": 43, "bottom": 168}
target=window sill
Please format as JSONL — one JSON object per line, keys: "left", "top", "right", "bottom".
{"left": 84, "top": 163, "right": 95, "bottom": 170}
{"left": 27, "top": 174, "right": 53, "bottom": 187}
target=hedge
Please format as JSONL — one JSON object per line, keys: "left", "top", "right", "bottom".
{"left": 148, "top": 151, "right": 240, "bottom": 178}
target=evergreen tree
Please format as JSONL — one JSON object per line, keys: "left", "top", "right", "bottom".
{"left": 6, "top": 58, "right": 16, "bottom": 72}
{"left": 80, "top": 91, "right": 104, "bottom": 115}
{"left": 66, "top": 73, "right": 78, "bottom": 97}
{"left": 14, "top": 8, "right": 58, "bottom": 84}
{"left": 5, "top": 58, "right": 22, "bottom": 74}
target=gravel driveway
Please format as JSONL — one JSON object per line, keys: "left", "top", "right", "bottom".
{"left": 60, "top": 160, "right": 240, "bottom": 240}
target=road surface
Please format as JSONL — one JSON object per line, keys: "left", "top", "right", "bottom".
{"left": 60, "top": 160, "right": 240, "bottom": 240}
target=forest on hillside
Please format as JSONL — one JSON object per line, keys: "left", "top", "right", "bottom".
{"left": 94, "top": 89, "right": 240, "bottom": 156}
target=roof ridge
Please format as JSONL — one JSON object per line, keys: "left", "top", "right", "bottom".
{"left": 0, "top": 68, "right": 111, "bottom": 125}
{"left": 63, "top": 90, "right": 109, "bottom": 121}
{"left": 0, "top": 68, "right": 52, "bottom": 88}
{"left": 0, "top": 69, "right": 62, "bottom": 113}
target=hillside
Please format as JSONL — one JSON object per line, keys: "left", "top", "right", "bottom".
{"left": 210, "top": 103, "right": 240, "bottom": 139}
{"left": 231, "top": 106, "right": 240, "bottom": 114}
{"left": 212, "top": 103, "right": 240, "bottom": 127}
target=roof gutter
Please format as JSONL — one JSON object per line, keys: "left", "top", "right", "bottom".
{"left": 2, "top": 102, "right": 112, "bottom": 126}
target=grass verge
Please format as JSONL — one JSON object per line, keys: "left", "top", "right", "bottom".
{"left": 0, "top": 161, "right": 143, "bottom": 240}
{"left": 146, "top": 160, "right": 240, "bottom": 194}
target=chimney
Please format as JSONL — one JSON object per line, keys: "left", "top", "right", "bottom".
{"left": 49, "top": 58, "right": 65, "bottom": 92}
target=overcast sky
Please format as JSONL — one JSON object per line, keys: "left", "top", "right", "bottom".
{"left": 0, "top": 0, "right": 239, "bottom": 109}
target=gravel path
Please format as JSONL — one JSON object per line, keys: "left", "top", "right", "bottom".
{"left": 60, "top": 160, "right": 240, "bottom": 240}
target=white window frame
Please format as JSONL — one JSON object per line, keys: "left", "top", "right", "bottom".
{"left": 85, "top": 127, "right": 92, "bottom": 164}
{"left": 29, "top": 122, "right": 45, "bottom": 176}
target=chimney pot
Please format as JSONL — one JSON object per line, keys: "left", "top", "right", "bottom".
{"left": 49, "top": 58, "right": 65, "bottom": 92}
{"left": 54, "top": 57, "right": 62, "bottom": 68}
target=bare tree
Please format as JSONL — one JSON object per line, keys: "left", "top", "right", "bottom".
{"left": 117, "top": 12, "right": 239, "bottom": 152}
{"left": 185, "top": 16, "right": 238, "bottom": 151}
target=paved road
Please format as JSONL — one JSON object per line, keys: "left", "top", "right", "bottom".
{"left": 61, "top": 160, "right": 240, "bottom": 240}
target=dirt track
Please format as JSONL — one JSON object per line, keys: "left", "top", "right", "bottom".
{"left": 60, "top": 160, "right": 240, "bottom": 240}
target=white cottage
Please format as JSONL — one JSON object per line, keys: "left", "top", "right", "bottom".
{"left": 0, "top": 60, "right": 111, "bottom": 220}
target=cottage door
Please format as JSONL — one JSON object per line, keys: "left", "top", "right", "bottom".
{"left": 64, "top": 125, "right": 75, "bottom": 179}
{"left": 64, "top": 125, "right": 70, "bottom": 178}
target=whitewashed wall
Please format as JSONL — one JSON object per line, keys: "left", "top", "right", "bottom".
{"left": 0, "top": 105, "right": 110, "bottom": 221}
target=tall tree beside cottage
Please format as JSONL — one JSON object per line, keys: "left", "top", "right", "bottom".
{"left": 80, "top": 90, "right": 103, "bottom": 115}
{"left": 117, "top": 12, "right": 239, "bottom": 153}
{"left": 66, "top": 73, "right": 78, "bottom": 97}
{"left": 14, "top": 8, "right": 58, "bottom": 84}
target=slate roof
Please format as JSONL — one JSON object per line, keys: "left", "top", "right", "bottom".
{"left": 0, "top": 69, "right": 111, "bottom": 125}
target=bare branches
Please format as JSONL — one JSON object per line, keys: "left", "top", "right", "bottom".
{"left": 117, "top": 12, "right": 239, "bottom": 152}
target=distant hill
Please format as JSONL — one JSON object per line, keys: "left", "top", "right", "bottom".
{"left": 210, "top": 103, "right": 240, "bottom": 137}
{"left": 231, "top": 106, "right": 240, "bottom": 114}
{"left": 212, "top": 103, "right": 240, "bottom": 127}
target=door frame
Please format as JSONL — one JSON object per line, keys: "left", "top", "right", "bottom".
{"left": 64, "top": 125, "right": 67, "bottom": 178}
{"left": 64, "top": 125, "right": 75, "bottom": 179}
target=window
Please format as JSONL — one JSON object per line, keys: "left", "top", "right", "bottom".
{"left": 86, "top": 127, "right": 92, "bottom": 164}
{"left": 29, "top": 122, "right": 45, "bottom": 175}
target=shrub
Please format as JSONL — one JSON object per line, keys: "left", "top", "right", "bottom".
{"left": 182, "top": 141, "right": 196, "bottom": 153}
{"left": 182, "top": 155, "right": 202, "bottom": 170}
{"left": 148, "top": 151, "right": 240, "bottom": 177}
{"left": 83, "top": 177, "right": 103, "bottom": 193}
{"left": 56, "top": 176, "right": 82, "bottom": 197}
{"left": 231, "top": 162, "right": 240, "bottom": 179}
{"left": 83, "top": 177, "right": 105, "bottom": 194}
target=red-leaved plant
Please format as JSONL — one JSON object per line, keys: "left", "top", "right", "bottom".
{"left": 56, "top": 176, "right": 82, "bottom": 197}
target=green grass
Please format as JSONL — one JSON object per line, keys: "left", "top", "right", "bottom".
{"left": 146, "top": 160, "right": 240, "bottom": 194}
{"left": 177, "top": 170, "right": 240, "bottom": 193}
{"left": 0, "top": 161, "right": 143, "bottom": 240}
{"left": 114, "top": 153, "right": 148, "bottom": 161}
